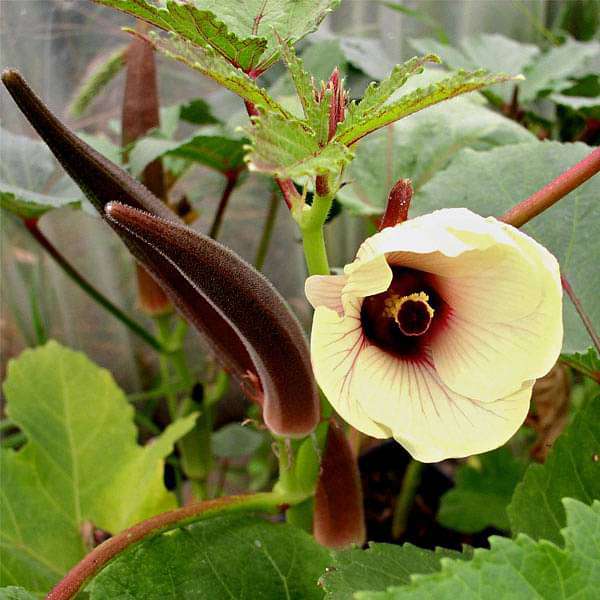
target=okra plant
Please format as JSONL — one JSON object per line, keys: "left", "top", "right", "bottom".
{"left": 1, "top": 1, "right": 599, "bottom": 598}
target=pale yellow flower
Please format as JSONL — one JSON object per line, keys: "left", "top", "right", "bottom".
{"left": 306, "top": 208, "right": 563, "bottom": 462}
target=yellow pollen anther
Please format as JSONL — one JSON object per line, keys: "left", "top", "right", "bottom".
{"left": 383, "top": 291, "right": 435, "bottom": 336}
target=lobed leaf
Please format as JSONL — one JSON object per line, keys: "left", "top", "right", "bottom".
{"left": 245, "top": 112, "right": 353, "bottom": 179}
{"left": 342, "top": 54, "right": 440, "bottom": 129}
{"left": 321, "top": 544, "right": 469, "bottom": 599}
{"left": 357, "top": 500, "right": 600, "bottom": 599}
{"left": 0, "top": 342, "right": 197, "bottom": 593}
{"left": 1, "top": 70, "right": 320, "bottom": 438}
{"left": 507, "top": 396, "right": 600, "bottom": 545}
{"left": 335, "top": 69, "right": 520, "bottom": 146}
{"left": 93, "top": 0, "right": 268, "bottom": 72}
{"left": 147, "top": 32, "right": 291, "bottom": 117}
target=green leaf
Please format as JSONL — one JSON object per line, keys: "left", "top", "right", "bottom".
{"left": 410, "top": 34, "right": 539, "bottom": 103}
{"left": 321, "top": 544, "right": 469, "bottom": 599}
{"left": 0, "top": 341, "right": 197, "bottom": 593}
{"left": 507, "top": 396, "right": 600, "bottom": 545}
{"left": 178, "top": 98, "right": 221, "bottom": 125}
{"left": 185, "top": 0, "right": 341, "bottom": 72}
{"left": 414, "top": 141, "right": 599, "bottom": 353}
{"left": 0, "top": 588, "right": 37, "bottom": 600}
{"left": 95, "top": 0, "right": 340, "bottom": 73}
{"left": 561, "top": 348, "right": 600, "bottom": 382}
{"left": 0, "top": 127, "right": 81, "bottom": 218}
{"left": 245, "top": 112, "right": 353, "bottom": 179}
{"left": 336, "top": 95, "right": 534, "bottom": 215}
{"left": 335, "top": 69, "right": 520, "bottom": 146}
{"left": 343, "top": 55, "right": 440, "bottom": 126}
{"left": 519, "top": 38, "right": 600, "bottom": 102}
{"left": 130, "top": 132, "right": 246, "bottom": 177}
{"left": 437, "top": 448, "right": 526, "bottom": 534}
{"left": 94, "top": 0, "right": 267, "bottom": 72}
{"left": 356, "top": 499, "right": 600, "bottom": 599}
{"left": 85, "top": 513, "right": 332, "bottom": 599}
{"left": 212, "top": 423, "right": 265, "bottom": 459}
{"left": 149, "top": 32, "right": 291, "bottom": 117}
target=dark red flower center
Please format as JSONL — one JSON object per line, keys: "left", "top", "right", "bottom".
{"left": 360, "top": 266, "right": 447, "bottom": 358}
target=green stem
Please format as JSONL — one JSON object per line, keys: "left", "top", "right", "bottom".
{"left": 254, "top": 190, "right": 279, "bottom": 271}
{"left": 24, "top": 218, "right": 166, "bottom": 353}
{"left": 47, "top": 492, "right": 301, "bottom": 600}
{"left": 127, "top": 382, "right": 189, "bottom": 403}
{"left": 156, "top": 316, "right": 178, "bottom": 419}
{"left": 391, "top": 459, "right": 423, "bottom": 540}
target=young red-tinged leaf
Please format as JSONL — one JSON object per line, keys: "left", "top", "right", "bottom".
{"left": 378, "top": 179, "right": 413, "bottom": 230}
{"left": 122, "top": 23, "right": 170, "bottom": 316}
{"left": 313, "top": 420, "right": 366, "bottom": 548}
{"left": 1, "top": 69, "right": 320, "bottom": 437}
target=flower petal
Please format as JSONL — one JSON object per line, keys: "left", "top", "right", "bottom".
{"left": 343, "top": 253, "right": 393, "bottom": 299}
{"left": 305, "top": 274, "right": 347, "bottom": 315}
{"left": 352, "top": 348, "right": 532, "bottom": 462}
{"left": 311, "top": 304, "right": 391, "bottom": 439}
{"left": 432, "top": 227, "right": 562, "bottom": 400}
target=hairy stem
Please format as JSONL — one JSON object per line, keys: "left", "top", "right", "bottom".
{"left": 24, "top": 218, "right": 165, "bottom": 353}
{"left": 500, "top": 146, "right": 600, "bottom": 227}
{"left": 46, "top": 493, "right": 299, "bottom": 600}
{"left": 391, "top": 459, "right": 423, "bottom": 540}
{"left": 209, "top": 171, "right": 239, "bottom": 240}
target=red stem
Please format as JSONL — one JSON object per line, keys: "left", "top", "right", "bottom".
{"left": 46, "top": 493, "right": 285, "bottom": 600}
{"left": 561, "top": 275, "right": 600, "bottom": 354}
{"left": 500, "top": 147, "right": 600, "bottom": 227}
{"left": 208, "top": 171, "right": 239, "bottom": 240}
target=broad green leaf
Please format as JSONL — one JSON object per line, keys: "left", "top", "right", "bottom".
{"left": 437, "top": 448, "right": 526, "bottom": 534}
{"left": 85, "top": 513, "right": 332, "bottom": 599}
{"left": 357, "top": 499, "right": 600, "bottom": 599}
{"left": 149, "top": 32, "right": 291, "bottom": 117}
{"left": 410, "top": 34, "right": 539, "bottom": 103}
{"left": 94, "top": 0, "right": 267, "bottom": 72}
{"left": 212, "top": 423, "right": 265, "bottom": 459}
{"left": 561, "top": 348, "right": 600, "bottom": 382}
{"left": 519, "top": 38, "right": 600, "bottom": 102}
{"left": 321, "top": 544, "right": 469, "bottom": 599}
{"left": 0, "top": 588, "right": 37, "bottom": 600}
{"left": 0, "top": 341, "right": 197, "bottom": 593}
{"left": 339, "top": 37, "right": 397, "bottom": 81}
{"left": 335, "top": 69, "right": 520, "bottom": 146}
{"left": 0, "top": 127, "right": 81, "bottom": 218}
{"left": 245, "top": 112, "right": 354, "bottom": 179}
{"left": 130, "top": 132, "right": 246, "bottom": 177}
{"left": 336, "top": 95, "right": 534, "bottom": 215}
{"left": 414, "top": 141, "right": 599, "bottom": 353}
{"left": 507, "top": 396, "right": 600, "bottom": 545}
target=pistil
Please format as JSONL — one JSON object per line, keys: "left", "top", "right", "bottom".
{"left": 383, "top": 292, "right": 434, "bottom": 336}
